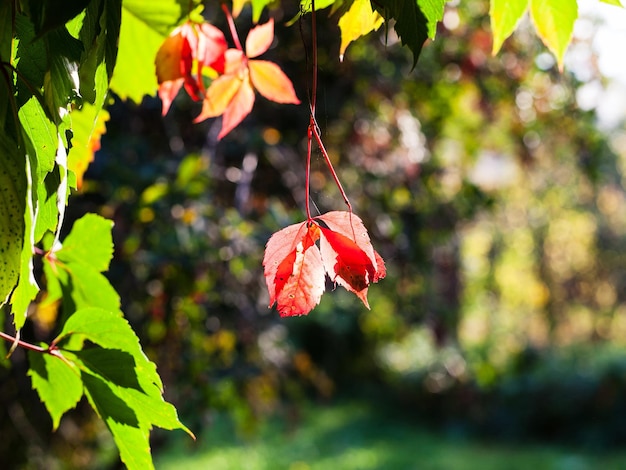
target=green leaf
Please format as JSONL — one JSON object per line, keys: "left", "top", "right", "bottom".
{"left": 28, "top": 0, "right": 93, "bottom": 36}
{"left": 75, "top": 0, "right": 122, "bottom": 107}
{"left": 18, "top": 96, "right": 58, "bottom": 178}
{"left": 28, "top": 350, "right": 83, "bottom": 430}
{"left": 71, "top": 348, "right": 143, "bottom": 391}
{"left": 55, "top": 213, "right": 114, "bottom": 272}
{"left": 529, "top": 0, "right": 577, "bottom": 70}
{"left": 59, "top": 261, "right": 121, "bottom": 311}
{"left": 490, "top": 0, "right": 529, "bottom": 54}
{"left": 599, "top": 0, "right": 622, "bottom": 6}
{"left": 110, "top": 0, "right": 188, "bottom": 102}
{"left": 374, "top": 0, "right": 445, "bottom": 67}
{"left": 44, "top": 27, "right": 83, "bottom": 122}
{"left": 0, "top": 1, "right": 12, "bottom": 130}
{"left": 0, "top": 133, "right": 25, "bottom": 308}
{"left": 56, "top": 308, "right": 161, "bottom": 388}
{"left": 14, "top": 13, "right": 47, "bottom": 97}
{"left": 68, "top": 103, "right": 110, "bottom": 189}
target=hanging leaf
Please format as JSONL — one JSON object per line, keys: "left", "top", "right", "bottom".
{"left": 245, "top": 18, "right": 274, "bottom": 58}
{"left": 248, "top": 60, "right": 301, "bottom": 104}
{"left": 490, "top": 0, "right": 529, "bottom": 54}
{"left": 195, "top": 19, "right": 299, "bottom": 139}
{"left": 373, "top": 0, "right": 446, "bottom": 67}
{"left": 0, "top": 133, "right": 26, "bottom": 310}
{"left": 263, "top": 222, "right": 326, "bottom": 316}
{"left": 338, "top": 0, "right": 384, "bottom": 61}
{"left": 529, "top": 0, "right": 577, "bottom": 70}
{"left": 28, "top": 351, "right": 83, "bottom": 430}
{"left": 316, "top": 211, "right": 385, "bottom": 307}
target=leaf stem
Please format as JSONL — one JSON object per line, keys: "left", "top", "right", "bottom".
{"left": 311, "top": 122, "right": 352, "bottom": 212}
{"left": 0, "top": 330, "right": 47, "bottom": 354}
{"left": 221, "top": 3, "right": 244, "bottom": 52}
{"left": 305, "top": 0, "right": 352, "bottom": 213}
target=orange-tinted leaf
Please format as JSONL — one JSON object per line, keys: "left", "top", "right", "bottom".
{"left": 263, "top": 222, "right": 325, "bottom": 316}
{"left": 218, "top": 76, "right": 255, "bottom": 139}
{"left": 224, "top": 49, "right": 246, "bottom": 75}
{"left": 158, "top": 78, "right": 184, "bottom": 116}
{"left": 155, "top": 30, "right": 185, "bottom": 83}
{"left": 246, "top": 18, "right": 274, "bottom": 58}
{"left": 194, "top": 74, "right": 241, "bottom": 122}
{"left": 248, "top": 60, "right": 300, "bottom": 104}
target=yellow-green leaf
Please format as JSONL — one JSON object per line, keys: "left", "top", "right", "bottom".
{"left": 529, "top": 0, "right": 578, "bottom": 70}
{"left": 338, "top": 0, "right": 383, "bottom": 61}
{"left": 490, "top": 0, "right": 529, "bottom": 54}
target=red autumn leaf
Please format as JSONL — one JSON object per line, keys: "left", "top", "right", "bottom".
{"left": 195, "top": 19, "right": 300, "bottom": 139}
{"left": 316, "top": 211, "right": 386, "bottom": 308}
{"left": 263, "top": 222, "right": 325, "bottom": 317}
{"left": 155, "top": 21, "right": 227, "bottom": 115}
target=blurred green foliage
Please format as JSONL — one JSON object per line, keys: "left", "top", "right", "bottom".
{"left": 3, "top": 0, "right": 626, "bottom": 467}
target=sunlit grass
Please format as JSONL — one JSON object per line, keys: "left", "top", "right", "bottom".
{"left": 155, "top": 401, "right": 626, "bottom": 470}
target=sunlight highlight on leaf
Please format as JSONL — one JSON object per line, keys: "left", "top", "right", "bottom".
{"left": 338, "top": 0, "right": 383, "bottom": 61}
{"left": 529, "top": 0, "right": 578, "bottom": 70}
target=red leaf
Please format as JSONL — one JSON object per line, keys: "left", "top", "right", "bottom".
{"left": 248, "top": 60, "right": 300, "bottom": 104}
{"left": 246, "top": 18, "right": 274, "bottom": 59}
{"left": 158, "top": 78, "right": 184, "bottom": 116}
{"left": 263, "top": 222, "right": 325, "bottom": 317}
{"left": 316, "top": 211, "right": 378, "bottom": 266}
{"left": 316, "top": 211, "right": 385, "bottom": 308}
{"left": 155, "top": 21, "right": 227, "bottom": 113}
{"left": 196, "top": 23, "right": 228, "bottom": 70}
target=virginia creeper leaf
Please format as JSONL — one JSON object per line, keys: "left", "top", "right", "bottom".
{"left": 55, "top": 213, "right": 113, "bottom": 272}
{"left": 245, "top": 18, "right": 274, "bottom": 59}
{"left": 217, "top": 76, "right": 256, "bottom": 140}
{"left": 248, "top": 60, "right": 301, "bottom": 104}
{"left": 373, "top": 0, "right": 445, "bottom": 67}
{"left": 28, "top": 350, "right": 83, "bottom": 430}
{"left": 490, "top": 0, "right": 529, "bottom": 54}
{"left": 111, "top": 0, "right": 191, "bottom": 102}
{"left": 263, "top": 222, "right": 326, "bottom": 316}
{"left": 56, "top": 307, "right": 163, "bottom": 390}
{"left": 0, "top": 133, "right": 25, "bottom": 309}
{"left": 316, "top": 211, "right": 385, "bottom": 307}
{"left": 529, "top": 0, "right": 577, "bottom": 70}
{"left": 319, "top": 226, "right": 377, "bottom": 307}
{"left": 338, "top": 0, "right": 384, "bottom": 61}
{"left": 195, "top": 20, "right": 299, "bottom": 139}
{"left": 195, "top": 74, "right": 241, "bottom": 120}
{"left": 68, "top": 103, "right": 110, "bottom": 189}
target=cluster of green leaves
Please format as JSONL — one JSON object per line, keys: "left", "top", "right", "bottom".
{"left": 0, "top": 0, "right": 192, "bottom": 468}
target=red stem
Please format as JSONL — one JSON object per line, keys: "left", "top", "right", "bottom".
{"left": 312, "top": 123, "right": 352, "bottom": 212}
{"left": 306, "top": 0, "right": 352, "bottom": 215}
{"left": 221, "top": 3, "right": 244, "bottom": 51}
{"left": 0, "top": 331, "right": 47, "bottom": 353}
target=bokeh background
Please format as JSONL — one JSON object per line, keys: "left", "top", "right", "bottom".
{"left": 3, "top": 0, "right": 626, "bottom": 468}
